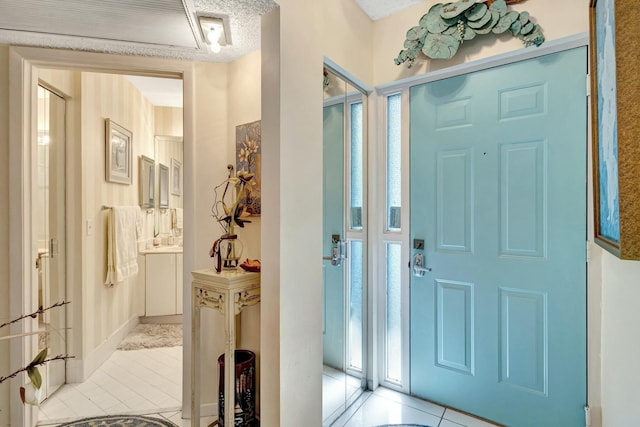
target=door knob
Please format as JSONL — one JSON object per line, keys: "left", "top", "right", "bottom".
{"left": 323, "top": 235, "right": 346, "bottom": 266}
{"left": 412, "top": 253, "right": 431, "bottom": 277}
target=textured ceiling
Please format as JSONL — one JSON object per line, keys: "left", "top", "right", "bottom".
{"left": 0, "top": 0, "right": 417, "bottom": 105}
{"left": 194, "top": 0, "right": 278, "bottom": 56}
{"left": 0, "top": 0, "right": 278, "bottom": 62}
{"left": 0, "top": 0, "right": 417, "bottom": 62}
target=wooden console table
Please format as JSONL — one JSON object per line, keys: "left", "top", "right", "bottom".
{"left": 191, "top": 269, "right": 260, "bottom": 426}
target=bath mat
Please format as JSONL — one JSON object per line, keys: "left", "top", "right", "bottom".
{"left": 56, "top": 414, "right": 178, "bottom": 426}
{"left": 374, "top": 425, "right": 433, "bottom": 427}
{"left": 117, "top": 323, "right": 182, "bottom": 350}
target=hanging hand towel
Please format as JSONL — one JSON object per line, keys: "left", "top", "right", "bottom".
{"left": 175, "top": 207, "right": 184, "bottom": 230}
{"left": 105, "top": 206, "right": 141, "bottom": 286}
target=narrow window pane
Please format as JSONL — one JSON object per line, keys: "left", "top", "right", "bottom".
{"left": 386, "top": 242, "right": 402, "bottom": 383}
{"left": 349, "top": 240, "right": 363, "bottom": 371}
{"left": 387, "top": 94, "right": 401, "bottom": 231}
{"left": 350, "top": 101, "right": 363, "bottom": 230}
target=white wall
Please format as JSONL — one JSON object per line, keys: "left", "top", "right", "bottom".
{"left": 191, "top": 61, "right": 236, "bottom": 407}
{"left": 227, "top": 50, "right": 262, "bottom": 411}
{"left": 261, "top": 2, "right": 326, "bottom": 424}
{"left": 322, "top": 0, "right": 374, "bottom": 86}
{"left": 188, "top": 53, "right": 264, "bottom": 415}
{"left": 193, "top": 62, "right": 229, "bottom": 273}
{"left": 600, "top": 252, "right": 640, "bottom": 426}
{"left": 228, "top": 50, "right": 262, "bottom": 263}
{"left": 260, "top": 10, "right": 281, "bottom": 424}
{"left": 261, "top": 1, "right": 374, "bottom": 425}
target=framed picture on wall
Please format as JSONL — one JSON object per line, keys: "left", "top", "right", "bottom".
{"left": 590, "top": 0, "right": 640, "bottom": 259}
{"left": 159, "top": 163, "right": 169, "bottom": 209}
{"left": 105, "top": 119, "right": 132, "bottom": 185}
{"left": 171, "top": 158, "right": 182, "bottom": 196}
{"left": 236, "top": 120, "right": 261, "bottom": 215}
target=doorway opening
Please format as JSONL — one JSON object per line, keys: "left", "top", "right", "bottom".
{"left": 8, "top": 48, "right": 196, "bottom": 427}
{"left": 35, "top": 69, "right": 185, "bottom": 425}
{"left": 375, "top": 46, "right": 588, "bottom": 427}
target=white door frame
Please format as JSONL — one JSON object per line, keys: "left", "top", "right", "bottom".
{"left": 372, "top": 33, "right": 596, "bottom": 405}
{"left": 8, "top": 46, "right": 195, "bottom": 426}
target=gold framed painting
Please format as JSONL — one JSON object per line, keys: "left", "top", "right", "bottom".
{"left": 590, "top": 0, "right": 640, "bottom": 259}
{"left": 236, "top": 120, "right": 261, "bottom": 215}
{"left": 171, "top": 158, "right": 182, "bottom": 196}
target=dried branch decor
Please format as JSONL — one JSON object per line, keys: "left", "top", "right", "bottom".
{"left": 0, "top": 301, "right": 74, "bottom": 405}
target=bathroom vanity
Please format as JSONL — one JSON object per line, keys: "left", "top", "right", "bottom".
{"left": 139, "top": 246, "right": 183, "bottom": 316}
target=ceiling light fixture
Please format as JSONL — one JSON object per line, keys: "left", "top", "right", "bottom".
{"left": 198, "top": 16, "right": 229, "bottom": 54}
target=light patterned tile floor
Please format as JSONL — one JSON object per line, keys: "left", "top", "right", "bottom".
{"left": 38, "top": 346, "right": 499, "bottom": 427}
{"left": 37, "top": 346, "right": 183, "bottom": 426}
{"left": 331, "top": 387, "right": 501, "bottom": 427}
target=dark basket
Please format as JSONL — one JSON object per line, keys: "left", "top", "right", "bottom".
{"left": 218, "top": 350, "right": 256, "bottom": 426}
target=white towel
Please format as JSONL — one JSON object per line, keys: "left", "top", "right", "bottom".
{"left": 105, "top": 206, "right": 141, "bottom": 286}
{"left": 175, "top": 208, "right": 183, "bottom": 230}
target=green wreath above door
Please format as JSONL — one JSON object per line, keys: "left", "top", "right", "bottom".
{"left": 395, "top": 0, "right": 544, "bottom": 67}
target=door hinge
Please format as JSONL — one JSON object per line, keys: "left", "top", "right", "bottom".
{"left": 586, "top": 74, "right": 591, "bottom": 98}
{"left": 584, "top": 405, "right": 591, "bottom": 427}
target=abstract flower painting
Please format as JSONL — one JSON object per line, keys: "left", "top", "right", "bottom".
{"left": 236, "top": 120, "right": 261, "bottom": 215}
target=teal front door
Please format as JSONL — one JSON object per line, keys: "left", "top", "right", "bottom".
{"left": 410, "top": 48, "right": 587, "bottom": 426}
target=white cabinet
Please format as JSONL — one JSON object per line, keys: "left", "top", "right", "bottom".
{"left": 144, "top": 252, "right": 183, "bottom": 316}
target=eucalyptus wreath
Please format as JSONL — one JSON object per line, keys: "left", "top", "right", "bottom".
{"left": 395, "top": 0, "right": 544, "bottom": 67}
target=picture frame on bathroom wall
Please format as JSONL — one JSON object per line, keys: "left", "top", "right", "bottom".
{"left": 159, "top": 163, "right": 170, "bottom": 209}
{"left": 105, "top": 119, "right": 132, "bottom": 185}
{"left": 171, "top": 158, "right": 182, "bottom": 196}
{"left": 140, "top": 155, "right": 155, "bottom": 208}
{"left": 590, "top": 0, "right": 640, "bottom": 259}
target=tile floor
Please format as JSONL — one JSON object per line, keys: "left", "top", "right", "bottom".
{"left": 331, "top": 386, "right": 500, "bottom": 427}
{"left": 38, "top": 346, "right": 499, "bottom": 427}
{"left": 322, "top": 365, "right": 362, "bottom": 422}
{"left": 37, "top": 346, "right": 197, "bottom": 426}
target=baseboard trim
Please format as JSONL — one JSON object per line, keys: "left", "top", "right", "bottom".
{"left": 181, "top": 402, "right": 217, "bottom": 420}
{"left": 202, "top": 402, "right": 217, "bottom": 418}
{"left": 66, "top": 315, "right": 140, "bottom": 383}
{"left": 140, "top": 314, "right": 183, "bottom": 324}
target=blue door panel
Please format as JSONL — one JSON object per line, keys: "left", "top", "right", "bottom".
{"left": 410, "top": 47, "right": 587, "bottom": 427}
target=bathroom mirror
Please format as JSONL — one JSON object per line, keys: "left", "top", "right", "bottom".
{"left": 159, "top": 163, "right": 169, "bottom": 209}
{"left": 154, "top": 135, "right": 183, "bottom": 236}
{"left": 139, "top": 155, "right": 155, "bottom": 208}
